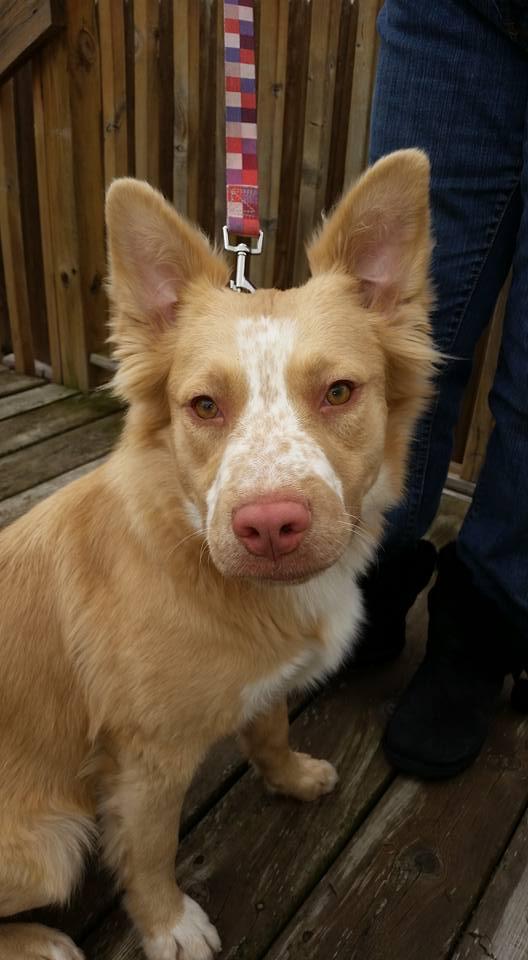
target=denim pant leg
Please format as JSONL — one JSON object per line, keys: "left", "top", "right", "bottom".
{"left": 458, "top": 103, "right": 528, "bottom": 637}
{"left": 369, "top": 0, "right": 528, "bottom": 549}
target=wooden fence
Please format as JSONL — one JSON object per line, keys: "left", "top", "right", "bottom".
{"left": 0, "top": 0, "right": 382, "bottom": 390}
{"left": 0, "top": 0, "right": 501, "bottom": 483}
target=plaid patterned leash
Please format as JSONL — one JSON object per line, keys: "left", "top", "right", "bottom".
{"left": 222, "top": 0, "right": 263, "bottom": 292}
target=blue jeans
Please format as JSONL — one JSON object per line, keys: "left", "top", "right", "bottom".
{"left": 369, "top": 0, "right": 528, "bottom": 638}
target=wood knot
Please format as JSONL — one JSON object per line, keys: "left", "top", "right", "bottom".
{"left": 77, "top": 28, "right": 96, "bottom": 67}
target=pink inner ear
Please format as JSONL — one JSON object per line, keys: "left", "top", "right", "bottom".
{"left": 151, "top": 274, "right": 179, "bottom": 325}
{"left": 356, "top": 240, "right": 399, "bottom": 289}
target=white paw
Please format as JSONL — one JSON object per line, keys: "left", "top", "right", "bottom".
{"left": 269, "top": 753, "right": 339, "bottom": 802}
{"left": 48, "top": 939, "right": 85, "bottom": 960}
{"left": 143, "top": 895, "right": 221, "bottom": 960}
{"left": 0, "top": 924, "right": 84, "bottom": 960}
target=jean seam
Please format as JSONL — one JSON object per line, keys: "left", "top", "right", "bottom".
{"left": 446, "top": 179, "right": 521, "bottom": 353}
{"left": 403, "top": 179, "right": 521, "bottom": 540}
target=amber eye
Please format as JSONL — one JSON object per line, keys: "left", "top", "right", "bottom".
{"left": 325, "top": 381, "right": 354, "bottom": 406}
{"left": 191, "top": 396, "right": 219, "bottom": 420}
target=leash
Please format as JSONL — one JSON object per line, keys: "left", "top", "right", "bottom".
{"left": 222, "top": 0, "right": 263, "bottom": 292}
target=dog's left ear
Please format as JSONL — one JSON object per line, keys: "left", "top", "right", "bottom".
{"left": 307, "top": 150, "right": 431, "bottom": 311}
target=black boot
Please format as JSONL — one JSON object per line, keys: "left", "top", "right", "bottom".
{"left": 383, "top": 541, "right": 527, "bottom": 779}
{"left": 353, "top": 539, "right": 437, "bottom": 667}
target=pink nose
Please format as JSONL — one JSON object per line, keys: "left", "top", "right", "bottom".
{"left": 232, "top": 500, "right": 311, "bottom": 560}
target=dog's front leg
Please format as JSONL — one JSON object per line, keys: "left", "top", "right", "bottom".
{"left": 239, "top": 698, "right": 338, "bottom": 802}
{"left": 100, "top": 745, "right": 220, "bottom": 960}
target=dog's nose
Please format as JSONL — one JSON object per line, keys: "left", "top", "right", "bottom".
{"left": 232, "top": 500, "right": 311, "bottom": 560}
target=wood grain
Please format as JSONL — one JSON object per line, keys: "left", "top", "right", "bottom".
{"left": 0, "top": 391, "right": 121, "bottom": 457}
{"left": 33, "top": 33, "right": 89, "bottom": 389}
{"left": 0, "top": 455, "right": 105, "bottom": 528}
{"left": 265, "top": 705, "right": 528, "bottom": 960}
{"left": 0, "top": 370, "right": 41, "bottom": 397}
{"left": 453, "top": 809, "right": 528, "bottom": 960}
{"left": 0, "top": 410, "right": 123, "bottom": 499}
{"left": 0, "top": 0, "right": 64, "bottom": 81}
{"left": 0, "top": 77, "right": 34, "bottom": 373}
{"left": 0, "top": 381, "right": 75, "bottom": 420}
{"left": 66, "top": 0, "right": 108, "bottom": 364}
{"left": 99, "top": 0, "right": 129, "bottom": 184}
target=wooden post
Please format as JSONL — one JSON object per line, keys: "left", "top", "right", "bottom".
{"left": 344, "top": 0, "right": 382, "bottom": 185}
{"left": 173, "top": 0, "right": 191, "bottom": 215}
{"left": 33, "top": 34, "right": 89, "bottom": 389}
{"left": 99, "top": 0, "right": 129, "bottom": 184}
{"left": 134, "top": 0, "right": 161, "bottom": 186}
{"left": 251, "top": 0, "right": 289, "bottom": 289}
{"left": 293, "top": 0, "right": 342, "bottom": 284}
{"left": 0, "top": 78, "right": 34, "bottom": 374}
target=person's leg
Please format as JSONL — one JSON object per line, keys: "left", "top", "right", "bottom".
{"left": 355, "top": 0, "right": 528, "bottom": 668}
{"left": 360, "top": 0, "right": 528, "bottom": 777}
{"left": 458, "top": 140, "right": 528, "bottom": 640}
{"left": 369, "top": 0, "right": 528, "bottom": 552}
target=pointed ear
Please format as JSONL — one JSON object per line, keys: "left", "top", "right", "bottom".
{"left": 105, "top": 178, "right": 229, "bottom": 328}
{"left": 307, "top": 150, "right": 431, "bottom": 310}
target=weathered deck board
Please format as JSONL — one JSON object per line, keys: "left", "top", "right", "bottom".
{"left": 0, "top": 411, "right": 123, "bottom": 500}
{"left": 264, "top": 704, "right": 528, "bottom": 960}
{"left": 81, "top": 598, "right": 428, "bottom": 960}
{"left": 0, "top": 382, "right": 76, "bottom": 420}
{"left": 0, "top": 456, "right": 106, "bottom": 528}
{"left": 0, "top": 370, "right": 42, "bottom": 397}
{"left": 453, "top": 808, "right": 528, "bottom": 960}
{"left": 0, "top": 391, "right": 122, "bottom": 457}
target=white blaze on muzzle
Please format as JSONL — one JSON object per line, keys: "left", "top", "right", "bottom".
{"left": 206, "top": 315, "right": 343, "bottom": 527}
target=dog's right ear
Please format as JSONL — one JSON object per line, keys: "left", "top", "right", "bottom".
{"left": 106, "top": 178, "right": 229, "bottom": 331}
{"left": 105, "top": 180, "right": 229, "bottom": 403}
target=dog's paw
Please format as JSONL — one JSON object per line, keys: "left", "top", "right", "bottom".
{"left": 143, "top": 895, "right": 221, "bottom": 960}
{"left": 0, "top": 923, "right": 84, "bottom": 960}
{"left": 268, "top": 751, "right": 339, "bottom": 802}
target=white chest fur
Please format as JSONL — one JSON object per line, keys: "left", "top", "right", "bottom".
{"left": 239, "top": 549, "right": 365, "bottom": 723}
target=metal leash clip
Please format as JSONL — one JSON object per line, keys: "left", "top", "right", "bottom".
{"left": 222, "top": 226, "right": 264, "bottom": 293}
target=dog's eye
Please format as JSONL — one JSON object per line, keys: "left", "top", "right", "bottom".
{"left": 325, "top": 381, "right": 354, "bottom": 406}
{"left": 192, "top": 396, "right": 219, "bottom": 420}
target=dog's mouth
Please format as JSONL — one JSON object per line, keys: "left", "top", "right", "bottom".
{"left": 208, "top": 537, "right": 348, "bottom": 584}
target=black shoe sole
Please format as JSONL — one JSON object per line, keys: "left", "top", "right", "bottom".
{"left": 382, "top": 737, "right": 482, "bottom": 781}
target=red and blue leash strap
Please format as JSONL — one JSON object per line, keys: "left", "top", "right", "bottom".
{"left": 223, "top": 0, "right": 260, "bottom": 238}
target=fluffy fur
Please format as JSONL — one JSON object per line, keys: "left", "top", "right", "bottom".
{"left": 0, "top": 150, "right": 436, "bottom": 960}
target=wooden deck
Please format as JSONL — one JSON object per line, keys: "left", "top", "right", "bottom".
{"left": 2, "top": 368, "right": 527, "bottom": 960}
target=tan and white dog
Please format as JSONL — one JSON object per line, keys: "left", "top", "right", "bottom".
{"left": 0, "top": 150, "right": 435, "bottom": 960}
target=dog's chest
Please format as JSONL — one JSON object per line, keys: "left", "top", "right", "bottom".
{"left": 239, "top": 556, "right": 364, "bottom": 723}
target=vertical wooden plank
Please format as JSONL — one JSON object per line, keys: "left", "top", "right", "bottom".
{"left": 14, "top": 63, "right": 49, "bottom": 366}
{"left": 273, "top": 0, "right": 312, "bottom": 290}
{"left": 124, "top": 0, "right": 136, "bottom": 175}
{"left": 158, "top": 0, "right": 174, "bottom": 199}
{"left": 134, "top": 0, "right": 160, "bottom": 185}
{"left": 173, "top": 0, "right": 190, "bottom": 214}
{"left": 325, "top": 0, "right": 359, "bottom": 210}
{"left": 250, "top": 0, "right": 289, "bottom": 289}
{"left": 197, "top": 0, "right": 218, "bottom": 239}
{"left": 0, "top": 78, "right": 34, "bottom": 374}
{"left": 292, "top": 0, "right": 342, "bottom": 285}
{"left": 214, "top": 0, "right": 225, "bottom": 244}
{"left": 0, "top": 250, "right": 9, "bottom": 356}
{"left": 33, "top": 35, "right": 89, "bottom": 389}
{"left": 187, "top": 0, "right": 201, "bottom": 220}
{"left": 344, "top": 0, "right": 382, "bottom": 184}
{"left": 67, "top": 0, "right": 108, "bottom": 368}
{"left": 98, "top": 0, "right": 129, "bottom": 184}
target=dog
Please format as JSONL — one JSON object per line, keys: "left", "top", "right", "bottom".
{"left": 0, "top": 149, "right": 435, "bottom": 960}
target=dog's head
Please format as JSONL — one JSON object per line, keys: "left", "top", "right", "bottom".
{"left": 106, "top": 150, "right": 436, "bottom": 583}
